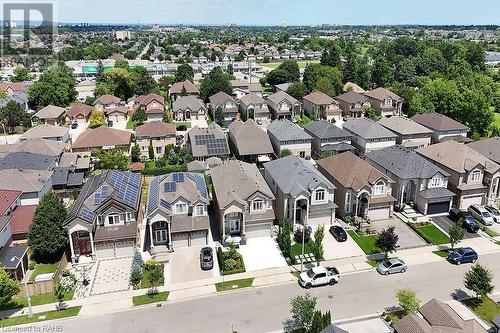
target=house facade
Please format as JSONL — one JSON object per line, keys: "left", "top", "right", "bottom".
{"left": 172, "top": 96, "right": 207, "bottom": 121}
{"left": 135, "top": 121, "right": 176, "bottom": 160}
{"left": 266, "top": 119, "right": 312, "bottom": 158}
{"left": 133, "top": 93, "right": 165, "bottom": 122}
{"left": 343, "top": 118, "right": 397, "bottom": 154}
{"left": 93, "top": 95, "right": 121, "bottom": 112}
{"left": 378, "top": 116, "right": 433, "bottom": 149}
{"left": 364, "top": 87, "right": 403, "bottom": 117}
{"left": 335, "top": 91, "right": 370, "bottom": 118}
{"left": 238, "top": 93, "right": 271, "bottom": 121}
{"left": 303, "top": 91, "right": 342, "bottom": 122}
{"left": 304, "top": 120, "right": 354, "bottom": 159}
{"left": 411, "top": 113, "right": 469, "bottom": 143}
{"left": 71, "top": 127, "right": 132, "bottom": 155}
{"left": 66, "top": 102, "right": 93, "bottom": 125}
{"left": 209, "top": 91, "right": 239, "bottom": 125}
{"left": 266, "top": 91, "right": 301, "bottom": 120}
{"left": 31, "top": 105, "right": 67, "bottom": 126}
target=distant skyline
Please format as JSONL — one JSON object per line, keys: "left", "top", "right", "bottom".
{"left": 47, "top": 0, "right": 499, "bottom": 26}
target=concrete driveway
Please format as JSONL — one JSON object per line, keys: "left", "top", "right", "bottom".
{"left": 89, "top": 256, "right": 133, "bottom": 296}
{"left": 334, "top": 316, "right": 391, "bottom": 333}
{"left": 323, "top": 222, "right": 365, "bottom": 260}
{"left": 238, "top": 237, "right": 287, "bottom": 272}
{"left": 431, "top": 216, "right": 479, "bottom": 239}
{"left": 68, "top": 122, "right": 88, "bottom": 142}
{"left": 190, "top": 118, "right": 208, "bottom": 128}
{"left": 489, "top": 222, "right": 500, "bottom": 234}
{"left": 169, "top": 246, "right": 219, "bottom": 284}
{"left": 371, "top": 217, "right": 427, "bottom": 249}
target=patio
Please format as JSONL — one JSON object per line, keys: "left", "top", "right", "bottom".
{"left": 237, "top": 237, "right": 287, "bottom": 272}
{"left": 89, "top": 257, "right": 133, "bottom": 296}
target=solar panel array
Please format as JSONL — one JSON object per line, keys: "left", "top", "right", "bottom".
{"left": 147, "top": 177, "right": 160, "bottom": 215}
{"left": 164, "top": 182, "right": 176, "bottom": 192}
{"left": 94, "top": 193, "right": 101, "bottom": 205}
{"left": 79, "top": 207, "right": 95, "bottom": 220}
{"left": 186, "top": 173, "right": 208, "bottom": 198}
{"left": 172, "top": 172, "right": 185, "bottom": 183}
{"left": 194, "top": 134, "right": 229, "bottom": 156}
{"left": 108, "top": 170, "right": 141, "bottom": 208}
{"left": 160, "top": 199, "right": 171, "bottom": 210}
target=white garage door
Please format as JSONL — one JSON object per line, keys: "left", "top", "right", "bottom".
{"left": 76, "top": 116, "right": 86, "bottom": 124}
{"left": 171, "top": 233, "right": 189, "bottom": 248}
{"left": 95, "top": 242, "right": 114, "bottom": 259}
{"left": 190, "top": 231, "right": 207, "bottom": 246}
{"left": 460, "top": 195, "right": 483, "bottom": 210}
{"left": 245, "top": 223, "right": 272, "bottom": 238}
{"left": 115, "top": 240, "right": 135, "bottom": 257}
{"left": 367, "top": 206, "right": 390, "bottom": 221}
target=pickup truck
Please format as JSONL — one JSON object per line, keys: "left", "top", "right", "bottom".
{"left": 298, "top": 266, "right": 340, "bottom": 289}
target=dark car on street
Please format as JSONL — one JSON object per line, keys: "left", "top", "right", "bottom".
{"left": 200, "top": 247, "right": 214, "bottom": 270}
{"left": 329, "top": 225, "right": 347, "bottom": 242}
{"left": 448, "top": 208, "right": 479, "bottom": 233}
{"left": 447, "top": 247, "right": 478, "bottom": 265}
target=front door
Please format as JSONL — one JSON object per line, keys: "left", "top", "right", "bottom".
{"left": 229, "top": 218, "right": 240, "bottom": 234}
{"left": 155, "top": 229, "right": 167, "bottom": 244}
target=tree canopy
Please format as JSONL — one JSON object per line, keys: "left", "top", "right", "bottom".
{"left": 199, "top": 67, "right": 233, "bottom": 102}
{"left": 28, "top": 63, "right": 77, "bottom": 109}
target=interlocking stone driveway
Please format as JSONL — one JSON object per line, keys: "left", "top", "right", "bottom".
{"left": 89, "top": 257, "right": 133, "bottom": 296}
{"left": 371, "top": 217, "right": 427, "bottom": 249}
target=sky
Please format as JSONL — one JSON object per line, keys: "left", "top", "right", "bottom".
{"left": 49, "top": 0, "right": 500, "bottom": 26}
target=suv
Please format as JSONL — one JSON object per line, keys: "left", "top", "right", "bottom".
{"left": 468, "top": 205, "right": 494, "bottom": 226}
{"left": 448, "top": 208, "right": 479, "bottom": 233}
{"left": 447, "top": 247, "right": 478, "bottom": 265}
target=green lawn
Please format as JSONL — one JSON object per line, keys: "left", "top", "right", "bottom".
{"left": 462, "top": 296, "right": 500, "bottom": 324}
{"left": 215, "top": 278, "right": 254, "bottom": 292}
{"left": 478, "top": 222, "right": 499, "bottom": 237}
{"left": 494, "top": 113, "right": 500, "bottom": 127}
{"left": 296, "top": 115, "right": 311, "bottom": 128}
{"left": 432, "top": 249, "right": 451, "bottom": 258}
{"left": 496, "top": 241, "right": 500, "bottom": 245}
{"left": 260, "top": 60, "right": 320, "bottom": 70}
{"left": 173, "top": 121, "right": 192, "bottom": 128}
{"left": 29, "top": 262, "right": 59, "bottom": 282}
{"left": 347, "top": 230, "right": 380, "bottom": 254}
{"left": 291, "top": 242, "right": 313, "bottom": 256}
{"left": 0, "top": 290, "right": 75, "bottom": 311}
{"left": 384, "top": 310, "right": 405, "bottom": 326}
{"left": 410, "top": 223, "right": 450, "bottom": 245}
{"left": 140, "top": 264, "right": 164, "bottom": 289}
{"left": 132, "top": 291, "right": 169, "bottom": 306}
{"left": 0, "top": 306, "right": 81, "bottom": 327}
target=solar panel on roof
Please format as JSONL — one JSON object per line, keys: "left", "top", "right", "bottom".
{"left": 79, "top": 207, "right": 95, "bottom": 220}
{"left": 164, "top": 182, "right": 176, "bottom": 192}
{"left": 160, "top": 199, "right": 171, "bottom": 210}
{"left": 186, "top": 173, "right": 208, "bottom": 198}
{"left": 93, "top": 193, "right": 101, "bottom": 205}
{"left": 101, "top": 185, "right": 109, "bottom": 197}
{"left": 147, "top": 177, "right": 160, "bottom": 215}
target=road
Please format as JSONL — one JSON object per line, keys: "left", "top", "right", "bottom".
{"left": 24, "top": 253, "right": 500, "bottom": 333}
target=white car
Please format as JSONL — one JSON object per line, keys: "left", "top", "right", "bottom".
{"left": 468, "top": 205, "right": 494, "bottom": 226}
{"left": 298, "top": 266, "right": 339, "bottom": 289}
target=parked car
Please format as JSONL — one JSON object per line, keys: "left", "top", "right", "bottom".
{"left": 447, "top": 247, "right": 478, "bottom": 265}
{"left": 468, "top": 205, "right": 494, "bottom": 226}
{"left": 71, "top": 122, "right": 78, "bottom": 129}
{"left": 200, "top": 247, "right": 214, "bottom": 270}
{"left": 449, "top": 208, "right": 479, "bottom": 233}
{"left": 329, "top": 225, "right": 347, "bottom": 242}
{"left": 484, "top": 206, "right": 500, "bottom": 223}
{"left": 376, "top": 258, "right": 407, "bottom": 275}
{"left": 299, "top": 266, "right": 339, "bottom": 289}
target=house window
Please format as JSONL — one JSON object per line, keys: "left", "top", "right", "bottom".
{"left": 156, "top": 147, "right": 162, "bottom": 154}
{"left": 315, "top": 189, "right": 326, "bottom": 202}
{"left": 252, "top": 199, "right": 264, "bottom": 212}
{"left": 471, "top": 170, "right": 481, "bottom": 182}
{"left": 126, "top": 212, "right": 133, "bottom": 221}
{"left": 374, "top": 181, "right": 385, "bottom": 195}
{"left": 429, "top": 175, "right": 442, "bottom": 188}
{"left": 195, "top": 205, "right": 205, "bottom": 216}
{"left": 107, "top": 214, "right": 119, "bottom": 225}
{"left": 175, "top": 203, "right": 187, "bottom": 214}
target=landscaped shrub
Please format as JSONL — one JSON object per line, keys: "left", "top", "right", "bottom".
{"left": 176, "top": 125, "right": 187, "bottom": 131}
{"left": 294, "top": 227, "right": 311, "bottom": 244}
{"left": 217, "top": 245, "right": 246, "bottom": 275}
{"left": 144, "top": 258, "right": 157, "bottom": 271}
{"left": 130, "top": 253, "right": 144, "bottom": 287}
{"left": 28, "top": 261, "right": 36, "bottom": 270}
{"left": 224, "top": 258, "right": 237, "bottom": 271}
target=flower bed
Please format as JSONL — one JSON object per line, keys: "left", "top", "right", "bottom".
{"left": 216, "top": 245, "right": 246, "bottom": 276}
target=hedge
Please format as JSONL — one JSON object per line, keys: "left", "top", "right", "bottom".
{"left": 141, "top": 164, "right": 187, "bottom": 176}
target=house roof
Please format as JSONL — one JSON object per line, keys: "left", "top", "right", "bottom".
{"left": 228, "top": 119, "right": 274, "bottom": 156}
{"left": 343, "top": 82, "right": 365, "bottom": 93}
{"left": 304, "top": 120, "right": 352, "bottom": 140}
{"left": 419, "top": 187, "right": 456, "bottom": 199}
{"left": 303, "top": 91, "right": 336, "bottom": 105}
{"left": 378, "top": 116, "right": 433, "bottom": 136}
{"left": 0, "top": 245, "right": 27, "bottom": 270}
{"left": 264, "top": 155, "right": 335, "bottom": 197}
{"left": 0, "top": 91, "right": 29, "bottom": 109}
{"left": 0, "top": 152, "right": 57, "bottom": 171}
{"left": 187, "top": 160, "right": 206, "bottom": 172}
{"left": 366, "top": 145, "right": 449, "bottom": 180}
{"left": 94, "top": 94, "right": 121, "bottom": 105}
{"left": 266, "top": 90, "right": 298, "bottom": 106}
{"left": 267, "top": 119, "right": 312, "bottom": 142}
{"left": 416, "top": 140, "right": 500, "bottom": 174}
{"left": 10, "top": 205, "right": 37, "bottom": 235}
{"left": 104, "top": 106, "right": 129, "bottom": 115}
{"left": 0, "top": 169, "right": 52, "bottom": 193}
{"left": 0, "top": 139, "right": 65, "bottom": 158}
{"left": 0, "top": 82, "right": 29, "bottom": 92}
{"left": 211, "top": 160, "right": 274, "bottom": 208}
{"left": 72, "top": 127, "right": 132, "bottom": 150}
{"left": 411, "top": 113, "right": 469, "bottom": 132}
{"left": 187, "top": 124, "right": 230, "bottom": 158}
{"left": 51, "top": 167, "right": 85, "bottom": 187}
{"left": 343, "top": 118, "right": 397, "bottom": 140}
{"left": 467, "top": 137, "right": 500, "bottom": 165}
{"left": 172, "top": 96, "right": 206, "bottom": 113}
{"left": 134, "top": 93, "right": 164, "bottom": 107}
{"left": 169, "top": 80, "right": 198, "bottom": 94}
{"left": 67, "top": 102, "right": 93, "bottom": 118}
{"left": 317, "top": 152, "right": 389, "bottom": 192}
{"left": 230, "top": 80, "right": 262, "bottom": 93}
{"left": 239, "top": 93, "right": 265, "bottom": 106}
{"left": 135, "top": 121, "right": 176, "bottom": 137}
{"left": 335, "top": 91, "right": 368, "bottom": 104}
{"left": 209, "top": 91, "right": 236, "bottom": 106}
{"left": 0, "top": 189, "right": 21, "bottom": 216}
{"left": 20, "top": 125, "right": 68, "bottom": 140}
{"left": 364, "top": 87, "right": 402, "bottom": 101}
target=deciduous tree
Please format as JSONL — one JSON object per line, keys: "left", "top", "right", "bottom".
{"left": 376, "top": 226, "right": 399, "bottom": 259}
{"left": 396, "top": 288, "right": 420, "bottom": 315}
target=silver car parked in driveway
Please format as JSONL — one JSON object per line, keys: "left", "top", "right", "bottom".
{"left": 377, "top": 258, "right": 407, "bottom": 275}
{"left": 468, "top": 205, "right": 494, "bottom": 226}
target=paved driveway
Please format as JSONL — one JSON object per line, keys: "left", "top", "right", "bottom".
{"left": 169, "top": 246, "right": 219, "bottom": 284}
{"left": 238, "top": 237, "right": 287, "bottom": 272}
{"left": 371, "top": 217, "right": 427, "bottom": 249}
{"left": 89, "top": 256, "right": 133, "bottom": 296}
{"left": 323, "top": 222, "right": 365, "bottom": 260}
{"left": 68, "top": 122, "right": 88, "bottom": 141}
{"left": 431, "top": 216, "right": 479, "bottom": 239}
{"left": 334, "top": 316, "right": 391, "bottom": 333}
{"left": 489, "top": 222, "right": 500, "bottom": 234}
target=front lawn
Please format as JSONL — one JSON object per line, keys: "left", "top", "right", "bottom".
{"left": 296, "top": 115, "right": 311, "bottom": 128}
{"left": 140, "top": 264, "right": 165, "bottom": 289}
{"left": 432, "top": 249, "right": 451, "bottom": 258}
{"left": 462, "top": 296, "right": 500, "bottom": 324}
{"left": 29, "top": 262, "right": 59, "bottom": 282}
{"left": 0, "top": 290, "right": 75, "bottom": 311}
{"left": 478, "top": 222, "right": 499, "bottom": 237}
{"left": 0, "top": 306, "right": 81, "bottom": 327}
{"left": 409, "top": 223, "right": 449, "bottom": 245}
{"left": 291, "top": 242, "right": 313, "bottom": 256}
{"left": 347, "top": 230, "right": 380, "bottom": 254}
{"left": 173, "top": 121, "right": 192, "bottom": 128}
{"left": 215, "top": 278, "right": 254, "bottom": 292}
{"left": 132, "top": 291, "right": 169, "bottom": 306}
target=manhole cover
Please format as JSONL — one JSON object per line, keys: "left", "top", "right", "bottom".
{"left": 328, "top": 295, "right": 333, "bottom": 299}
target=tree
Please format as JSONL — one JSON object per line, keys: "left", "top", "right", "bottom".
{"left": 396, "top": 288, "right": 420, "bottom": 315}
{"left": 114, "top": 59, "right": 129, "bottom": 69}
{"left": 131, "top": 108, "right": 147, "bottom": 125}
{"left": 131, "top": 144, "right": 141, "bottom": 163}
{"left": 312, "top": 225, "right": 324, "bottom": 266}
{"left": 309, "top": 310, "right": 332, "bottom": 333}
{"left": 53, "top": 283, "right": 66, "bottom": 310}
{"left": 290, "top": 293, "right": 317, "bottom": 332}
{"left": 147, "top": 265, "right": 163, "bottom": 293}
{"left": 280, "top": 149, "right": 292, "bottom": 157}
{"left": 286, "top": 82, "right": 306, "bottom": 101}
{"left": 0, "top": 101, "right": 31, "bottom": 131}
{"left": 89, "top": 111, "right": 105, "bottom": 128}
{"left": 131, "top": 67, "right": 158, "bottom": 96}
{"left": 199, "top": 67, "right": 233, "bottom": 102}
{"left": 395, "top": 58, "right": 416, "bottom": 84}
{"left": 175, "top": 63, "right": 194, "bottom": 82}
{"left": 364, "top": 106, "right": 380, "bottom": 120}
{"left": 215, "top": 106, "right": 224, "bottom": 126}
{"left": 371, "top": 56, "right": 394, "bottom": 88}
{"left": 227, "top": 63, "right": 234, "bottom": 75}
{"left": 0, "top": 267, "right": 20, "bottom": 305}
{"left": 355, "top": 56, "right": 372, "bottom": 90}
{"left": 464, "top": 264, "right": 494, "bottom": 299}
{"left": 92, "top": 148, "right": 129, "bottom": 170}
{"left": 28, "top": 63, "right": 77, "bottom": 109}
{"left": 375, "top": 226, "right": 399, "bottom": 259}
{"left": 159, "top": 76, "right": 176, "bottom": 90}
{"left": 321, "top": 42, "right": 342, "bottom": 68}
{"left": 148, "top": 141, "right": 155, "bottom": 160}
{"left": 266, "top": 69, "right": 290, "bottom": 86}
{"left": 449, "top": 222, "right": 465, "bottom": 250}
{"left": 235, "top": 51, "right": 246, "bottom": 62}
{"left": 342, "top": 41, "right": 358, "bottom": 83}
{"left": 28, "top": 192, "right": 67, "bottom": 261}
{"left": 278, "top": 60, "right": 300, "bottom": 82}
{"left": 11, "top": 66, "right": 31, "bottom": 82}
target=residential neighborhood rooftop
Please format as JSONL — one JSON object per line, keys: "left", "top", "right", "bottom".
{"left": 304, "top": 120, "right": 352, "bottom": 139}
{"left": 343, "top": 117, "right": 397, "bottom": 139}
{"left": 378, "top": 116, "right": 434, "bottom": 135}
{"left": 267, "top": 119, "right": 312, "bottom": 142}
{"left": 411, "top": 112, "right": 469, "bottom": 131}
{"left": 72, "top": 127, "right": 132, "bottom": 150}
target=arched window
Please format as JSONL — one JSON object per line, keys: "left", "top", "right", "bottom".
{"left": 374, "top": 181, "right": 385, "bottom": 195}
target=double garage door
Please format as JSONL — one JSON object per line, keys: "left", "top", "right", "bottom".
{"left": 427, "top": 201, "right": 450, "bottom": 215}
{"left": 171, "top": 231, "right": 207, "bottom": 249}
{"left": 245, "top": 222, "right": 272, "bottom": 238}
{"left": 367, "top": 206, "right": 390, "bottom": 221}
{"left": 460, "top": 195, "right": 483, "bottom": 210}
{"left": 95, "top": 240, "right": 135, "bottom": 259}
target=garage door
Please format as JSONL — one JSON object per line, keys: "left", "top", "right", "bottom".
{"left": 190, "top": 231, "right": 207, "bottom": 246}
{"left": 245, "top": 223, "right": 272, "bottom": 238}
{"left": 367, "top": 206, "right": 390, "bottom": 221}
{"left": 115, "top": 240, "right": 135, "bottom": 257}
{"left": 460, "top": 195, "right": 483, "bottom": 210}
{"left": 77, "top": 116, "right": 86, "bottom": 124}
{"left": 95, "top": 242, "right": 114, "bottom": 259}
{"left": 171, "top": 233, "right": 189, "bottom": 248}
{"left": 427, "top": 201, "right": 450, "bottom": 215}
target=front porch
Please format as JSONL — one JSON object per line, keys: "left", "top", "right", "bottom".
{"left": 222, "top": 211, "right": 247, "bottom": 245}
{"left": 68, "top": 226, "right": 96, "bottom": 263}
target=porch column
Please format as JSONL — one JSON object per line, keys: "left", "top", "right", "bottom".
{"left": 68, "top": 231, "right": 75, "bottom": 260}
{"left": 241, "top": 211, "right": 245, "bottom": 236}
{"left": 293, "top": 199, "right": 297, "bottom": 224}
{"left": 167, "top": 220, "right": 172, "bottom": 250}
{"left": 149, "top": 221, "right": 154, "bottom": 248}
{"left": 89, "top": 231, "right": 96, "bottom": 258}
{"left": 400, "top": 184, "right": 405, "bottom": 205}
{"left": 222, "top": 213, "right": 226, "bottom": 239}
{"left": 305, "top": 199, "right": 310, "bottom": 225}
{"left": 355, "top": 194, "right": 360, "bottom": 217}
{"left": 284, "top": 198, "right": 288, "bottom": 220}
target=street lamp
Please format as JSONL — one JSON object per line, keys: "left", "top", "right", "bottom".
{"left": 11, "top": 256, "right": 32, "bottom": 318}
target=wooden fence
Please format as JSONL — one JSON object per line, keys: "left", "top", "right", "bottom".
{"left": 21, "top": 251, "right": 70, "bottom": 297}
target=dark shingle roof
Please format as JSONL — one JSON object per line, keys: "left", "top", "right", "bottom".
{"left": 267, "top": 119, "right": 312, "bottom": 142}
{"left": 343, "top": 118, "right": 397, "bottom": 139}
{"left": 0, "top": 152, "right": 56, "bottom": 171}
{"left": 304, "top": 120, "right": 352, "bottom": 139}
{"left": 419, "top": 187, "right": 456, "bottom": 199}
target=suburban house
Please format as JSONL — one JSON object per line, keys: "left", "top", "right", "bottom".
{"left": 264, "top": 155, "right": 336, "bottom": 225}
{"left": 378, "top": 116, "right": 433, "bottom": 149}
{"left": 0, "top": 138, "right": 65, "bottom": 159}
{"left": 209, "top": 91, "right": 239, "bottom": 126}
{"left": 93, "top": 95, "right": 121, "bottom": 112}
{"left": 365, "top": 145, "right": 456, "bottom": 215}
{"left": 172, "top": 96, "right": 207, "bottom": 121}
{"left": 187, "top": 157, "right": 222, "bottom": 173}
{"left": 343, "top": 118, "right": 397, "bottom": 154}
{"left": 416, "top": 140, "right": 500, "bottom": 209}
{"left": 467, "top": 136, "right": 500, "bottom": 165}
{"left": 211, "top": 160, "right": 276, "bottom": 240}
{"left": 51, "top": 166, "right": 85, "bottom": 192}
{"left": 0, "top": 169, "right": 53, "bottom": 205}
{"left": 228, "top": 119, "right": 275, "bottom": 164}
{"left": 230, "top": 80, "right": 262, "bottom": 99}
{"left": 20, "top": 124, "right": 70, "bottom": 143}
{"left": 335, "top": 91, "right": 370, "bottom": 118}
{"left": 0, "top": 152, "right": 57, "bottom": 171}
{"left": 411, "top": 113, "right": 469, "bottom": 143}
{"left": 317, "top": 152, "right": 396, "bottom": 221}
{"left": 58, "top": 152, "right": 91, "bottom": 173}
{"left": 0, "top": 82, "right": 30, "bottom": 96}
{"left": 71, "top": 127, "right": 132, "bottom": 154}
{"left": 186, "top": 123, "right": 230, "bottom": 161}
{"left": 0, "top": 244, "right": 28, "bottom": 280}
{"left": 0, "top": 189, "right": 21, "bottom": 245}
{"left": 66, "top": 102, "right": 93, "bottom": 125}
{"left": 0, "top": 90, "right": 29, "bottom": 111}
{"left": 146, "top": 172, "right": 210, "bottom": 256}
{"left": 304, "top": 120, "right": 355, "bottom": 159}
{"left": 64, "top": 170, "right": 142, "bottom": 262}
{"left": 266, "top": 91, "right": 301, "bottom": 120}
{"left": 135, "top": 121, "right": 176, "bottom": 160}
{"left": 363, "top": 87, "right": 403, "bottom": 117}
{"left": 31, "top": 105, "right": 67, "bottom": 125}
{"left": 395, "top": 298, "right": 487, "bottom": 333}
{"left": 105, "top": 106, "right": 129, "bottom": 124}
{"left": 133, "top": 93, "right": 165, "bottom": 122}
{"left": 266, "top": 119, "right": 312, "bottom": 158}
{"left": 303, "top": 91, "right": 342, "bottom": 122}
{"left": 169, "top": 80, "right": 199, "bottom": 102}
{"left": 238, "top": 93, "right": 271, "bottom": 121}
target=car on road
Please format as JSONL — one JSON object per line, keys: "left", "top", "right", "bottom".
{"left": 376, "top": 258, "right": 407, "bottom": 275}
{"left": 485, "top": 206, "right": 500, "bottom": 223}
{"left": 468, "top": 205, "right": 494, "bottom": 226}
{"left": 329, "top": 225, "right": 347, "bottom": 242}
{"left": 200, "top": 247, "right": 214, "bottom": 270}
{"left": 447, "top": 247, "right": 478, "bottom": 265}
{"left": 299, "top": 266, "right": 339, "bottom": 289}
{"left": 448, "top": 208, "right": 479, "bottom": 233}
